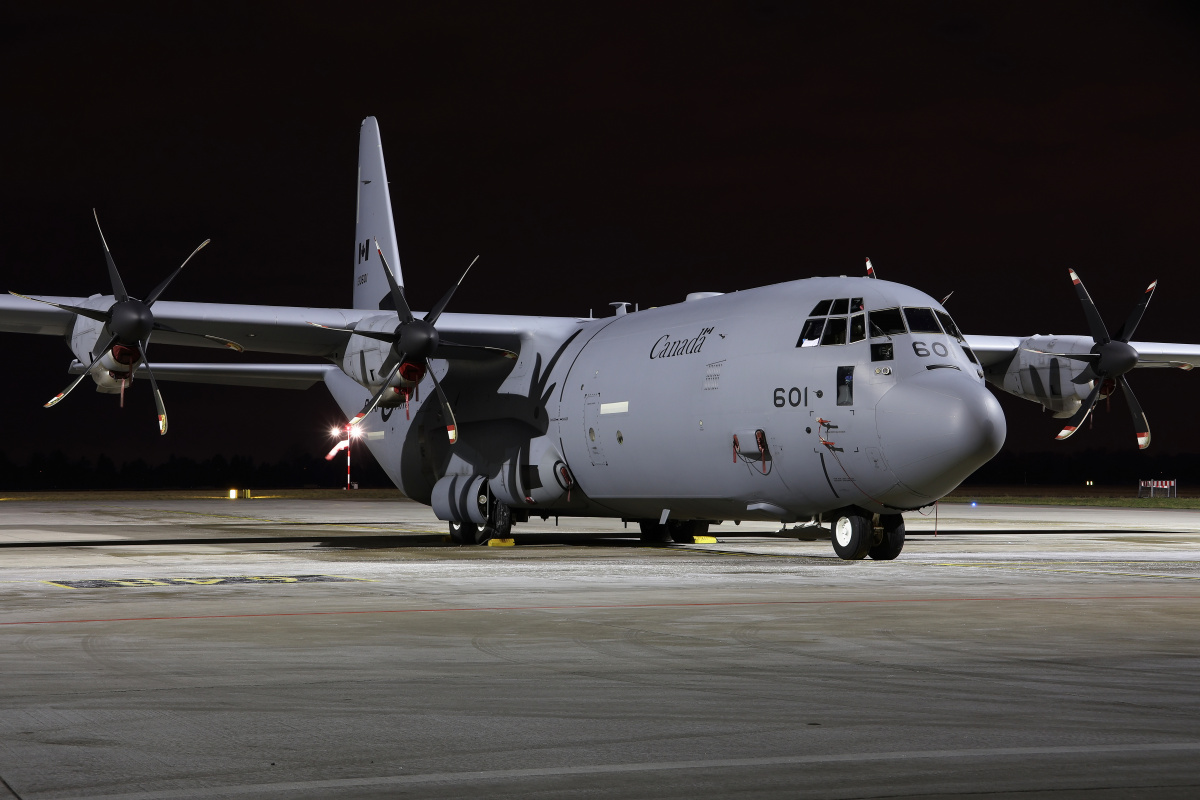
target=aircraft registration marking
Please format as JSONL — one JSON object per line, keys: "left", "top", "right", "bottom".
{"left": 600, "top": 401, "right": 629, "bottom": 414}
{"left": 41, "top": 575, "right": 373, "bottom": 589}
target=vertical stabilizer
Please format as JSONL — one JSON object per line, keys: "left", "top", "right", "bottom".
{"left": 354, "top": 117, "right": 403, "bottom": 310}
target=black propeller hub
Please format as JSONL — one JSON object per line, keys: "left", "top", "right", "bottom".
{"left": 109, "top": 299, "right": 154, "bottom": 344}
{"left": 395, "top": 319, "right": 439, "bottom": 361}
{"left": 1094, "top": 340, "right": 1138, "bottom": 377}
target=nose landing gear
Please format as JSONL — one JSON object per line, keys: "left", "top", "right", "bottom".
{"left": 830, "top": 508, "right": 906, "bottom": 560}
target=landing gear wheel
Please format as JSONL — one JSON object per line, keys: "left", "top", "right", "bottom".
{"left": 869, "top": 514, "right": 905, "bottom": 560}
{"left": 449, "top": 521, "right": 486, "bottom": 545}
{"left": 488, "top": 501, "right": 513, "bottom": 539}
{"left": 638, "top": 520, "right": 671, "bottom": 544}
{"left": 668, "top": 520, "right": 709, "bottom": 544}
{"left": 831, "top": 511, "right": 872, "bottom": 560}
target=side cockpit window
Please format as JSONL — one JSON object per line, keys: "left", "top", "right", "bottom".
{"left": 797, "top": 318, "right": 825, "bottom": 347}
{"left": 849, "top": 313, "right": 866, "bottom": 343}
{"left": 935, "top": 310, "right": 964, "bottom": 342}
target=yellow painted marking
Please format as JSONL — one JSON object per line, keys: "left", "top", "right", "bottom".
{"left": 38, "top": 581, "right": 79, "bottom": 589}
{"left": 937, "top": 562, "right": 1200, "bottom": 580}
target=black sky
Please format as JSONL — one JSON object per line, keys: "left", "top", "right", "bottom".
{"left": 2, "top": 2, "right": 1199, "bottom": 470}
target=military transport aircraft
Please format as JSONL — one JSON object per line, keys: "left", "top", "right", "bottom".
{"left": 3, "top": 117, "right": 1199, "bottom": 560}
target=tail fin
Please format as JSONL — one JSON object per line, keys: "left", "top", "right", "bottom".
{"left": 353, "top": 117, "right": 404, "bottom": 310}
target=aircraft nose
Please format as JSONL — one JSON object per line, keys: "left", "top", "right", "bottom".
{"left": 875, "top": 370, "right": 1006, "bottom": 503}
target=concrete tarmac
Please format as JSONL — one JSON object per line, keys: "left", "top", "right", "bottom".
{"left": 0, "top": 497, "right": 1198, "bottom": 799}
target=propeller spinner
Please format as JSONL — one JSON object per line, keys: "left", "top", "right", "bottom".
{"left": 10, "top": 210, "right": 243, "bottom": 434}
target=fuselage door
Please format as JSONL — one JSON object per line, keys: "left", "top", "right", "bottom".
{"left": 584, "top": 393, "right": 607, "bottom": 466}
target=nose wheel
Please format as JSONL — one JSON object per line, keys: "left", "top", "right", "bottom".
{"left": 831, "top": 511, "right": 872, "bottom": 560}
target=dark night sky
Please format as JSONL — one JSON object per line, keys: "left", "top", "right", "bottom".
{"left": 2, "top": 2, "right": 1199, "bottom": 471}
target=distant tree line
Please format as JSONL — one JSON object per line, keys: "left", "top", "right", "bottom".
{"left": 963, "top": 449, "right": 1196, "bottom": 488}
{"left": 0, "top": 448, "right": 393, "bottom": 491}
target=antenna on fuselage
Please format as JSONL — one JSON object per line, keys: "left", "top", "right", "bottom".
{"left": 865, "top": 257, "right": 877, "bottom": 279}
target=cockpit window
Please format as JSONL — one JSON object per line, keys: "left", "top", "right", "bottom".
{"left": 820, "top": 317, "right": 848, "bottom": 346}
{"left": 903, "top": 307, "right": 942, "bottom": 334}
{"left": 796, "top": 318, "right": 825, "bottom": 347}
{"left": 850, "top": 297, "right": 865, "bottom": 312}
{"left": 869, "top": 307, "right": 906, "bottom": 337}
{"left": 849, "top": 313, "right": 866, "bottom": 343}
{"left": 809, "top": 299, "right": 832, "bottom": 316}
{"left": 935, "top": 310, "right": 964, "bottom": 343}
{"left": 829, "top": 298, "right": 849, "bottom": 315}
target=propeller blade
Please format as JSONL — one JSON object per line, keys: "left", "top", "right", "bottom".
{"left": 1114, "top": 279, "right": 1157, "bottom": 343}
{"left": 305, "top": 321, "right": 395, "bottom": 344}
{"left": 8, "top": 292, "right": 111, "bottom": 324}
{"left": 1022, "top": 348, "right": 1100, "bottom": 363}
{"left": 1054, "top": 381, "right": 1103, "bottom": 441}
{"left": 138, "top": 338, "right": 168, "bottom": 435}
{"left": 865, "top": 257, "right": 877, "bottom": 279}
{"left": 424, "top": 255, "right": 479, "bottom": 326}
{"left": 44, "top": 333, "right": 118, "bottom": 408}
{"left": 1068, "top": 269, "right": 1111, "bottom": 344}
{"left": 425, "top": 358, "right": 459, "bottom": 444}
{"left": 152, "top": 322, "right": 244, "bottom": 352}
{"left": 1071, "top": 365, "right": 1100, "bottom": 385}
{"left": 1118, "top": 375, "right": 1151, "bottom": 450}
{"left": 94, "top": 209, "right": 129, "bottom": 302}
{"left": 348, "top": 361, "right": 402, "bottom": 427}
{"left": 373, "top": 238, "right": 414, "bottom": 324}
{"left": 437, "top": 341, "right": 518, "bottom": 360}
{"left": 145, "top": 239, "right": 211, "bottom": 305}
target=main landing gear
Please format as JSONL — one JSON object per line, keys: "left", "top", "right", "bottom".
{"left": 830, "top": 507, "right": 905, "bottom": 561}
{"left": 638, "top": 519, "right": 709, "bottom": 544}
{"left": 448, "top": 494, "right": 513, "bottom": 545}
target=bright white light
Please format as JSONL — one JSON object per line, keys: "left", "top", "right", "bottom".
{"left": 331, "top": 426, "right": 342, "bottom": 438}
{"left": 348, "top": 426, "right": 363, "bottom": 439}
{"left": 229, "top": 489, "right": 238, "bottom": 500}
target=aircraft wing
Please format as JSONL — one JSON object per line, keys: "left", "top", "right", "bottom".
{"left": 965, "top": 333, "right": 1200, "bottom": 370}
{"left": 2, "top": 292, "right": 570, "bottom": 361}
{"left": 68, "top": 361, "right": 336, "bottom": 389}
{"left": 962, "top": 335, "right": 1023, "bottom": 368}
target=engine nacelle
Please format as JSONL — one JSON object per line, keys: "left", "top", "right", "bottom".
{"left": 986, "top": 335, "right": 1094, "bottom": 418}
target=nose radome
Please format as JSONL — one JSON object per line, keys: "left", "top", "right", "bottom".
{"left": 875, "top": 371, "right": 1006, "bottom": 502}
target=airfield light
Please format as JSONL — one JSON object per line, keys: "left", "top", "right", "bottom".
{"left": 971, "top": 501, "right": 977, "bottom": 507}
{"left": 229, "top": 489, "right": 237, "bottom": 500}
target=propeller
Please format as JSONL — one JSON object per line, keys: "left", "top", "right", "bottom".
{"left": 1024, "top": 270, "right": 1160, "bottom": 449}
{"left": 9, "top": 210, "right": 243, "bottom": 435}
{"left": 310, "top": 240, "right": 515, "bottom": 444}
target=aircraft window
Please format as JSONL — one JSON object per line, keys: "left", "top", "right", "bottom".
{"left": 850, "top": 297, "right": 865, "bottom": 312}
{"left": 836, "top": 366, "right": 854, "bottom": 406}
{"left": 903, "top": 307, "right": 942, "bottom": 333}
{"left": 796, "top": 318, "right": 825, "bottom": 348}
{"left": 810, "top": 299, "right": 833, "bottom": 316}
{"left": 829, "top": 298, "right": 849, "bottom": 315}
{"left": 820, "top": 317, "right": 848, "bottom": 346}
{"left": 849, "top": 313, "right": 866, "bottom": 343}
{"left": 935, "top": 310, "right": 965, "bottom": 343}
{"left": 961, "top": 344, "right": 980, "bottom": 364}
{"left": 870, "top": 307, "right": 906, "bottom": 337}
{"left": 871, "top": 342, "right": 894, "bottom": 361}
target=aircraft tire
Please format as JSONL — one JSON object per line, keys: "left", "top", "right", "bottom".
{"left": 449, "top": 521, "right": 487, "bottom": 545}
{"left": 638, "top": 520, "right": 671, "bottom": 544}
{"left": 668, "top": 520, "right": 709, "bottom": 544}
{"left": 869, "top": 515, "right": 905, "bottom": 560}
{"left": 488, "top": 502, "right": 513, "bottom": 539}
{"left": 831, "top": 512, "right": 872, "bottom": 560}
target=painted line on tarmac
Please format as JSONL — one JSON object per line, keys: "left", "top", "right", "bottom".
{"left": 46, "top": 741, "right": 1200, "bottom": 799}
{"left": 937, "top": 563, "right": 1200, "bottom": 580}
{"left": 40, "top": 575, "right": 374, "bottom": 589}
{"left": 3, "top": 594, "right": 1198, "bottom": 626}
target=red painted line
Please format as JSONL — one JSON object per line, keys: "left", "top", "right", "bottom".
{"left": 2, "top": 595, "right": 1197, "bottom": 626}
